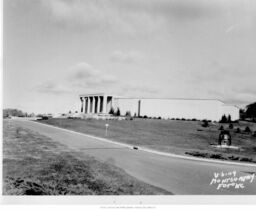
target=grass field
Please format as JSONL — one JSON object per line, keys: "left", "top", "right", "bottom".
{"left": 40, "top": 118, "right": 256, "bottom": 163}
{"left": 3, "top": 120, "right": 171, "bottom": 195}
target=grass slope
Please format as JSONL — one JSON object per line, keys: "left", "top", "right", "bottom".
{"left": 3, "top": 120, "right": 171, "bottom": 195}
{"left": 40, "top": 118, "right": 256, "bottom": 162}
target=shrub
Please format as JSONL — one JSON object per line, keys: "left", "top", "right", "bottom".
{"left": 219, "top": 115, "right": 228, "bottom": 123}
{"left": 219, "top": 125, "right": 224, "bottom": 130}
{"left": 239, "top": 157, "right": 253, "bottom": 162}
{"left": 181, "top": 118, "right": 186, "bottom": 121}
{"left": 228, "top": 156, "right": 239, "bottom": 161}
{"left": 202, "top": 120, "right": 209, "bottom": 127}
{"left": 229, "top": 123, "right": 234, "bottom": 129}
{"left": 125, "top": 111, "right": 131, "bottom": 117}
{"left": 244, "top": 126, "right": 251, "bottom": 133}
{"left": 109, "top": 107, "right": 115, "bottom": 115}
{"left": 227, "top": 115, "right": 232, "bottom": 123}
{"left": 158, "top": 116, "right": 162, "bottom": 120}
{"left": 252, "top": 131, "right": 256, "bottom": 137}
{"left": 115, "top": 108, "right": 121, "bottom": 116}
{"left": 171, "top": 118, "right": 175, "bottom": 120}
{"left": 176, "top": 118, "right": 180, "bottom": 120}
{"left": 210, "top": 154, "right": 225, "bottom": 160}
{"left": 143, "top": 115, "right": 148, "bottom": 119}
{"left": 191, "top": 118, "right": 197, "bottom": 121}
{"left": 235, "top": 127, "right": 241, "bottom": 133}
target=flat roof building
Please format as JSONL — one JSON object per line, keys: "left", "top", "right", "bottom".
{"left": 79, "top": 93, "right": 239, "bottom": 121}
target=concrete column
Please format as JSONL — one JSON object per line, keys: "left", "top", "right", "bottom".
{"left": 97, "top": 96, "right": 100, "bottom": 113}
{"left": 87, "top": 97, "right": 90, "bottom": 113}
{"left": 103, "top": 96, "right": 107, "bottom": 113}
{"left": 80, "top": 98, "right": 83, "bottom": 113}
{"left": 92, "top": 97, "right": 95, "bottom": 113}
{"left": 83, "top": 97, "right": 86, "bottom": 113}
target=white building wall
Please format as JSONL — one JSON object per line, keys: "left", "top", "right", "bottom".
{"left": 112, "top": 98, "right": 139, "bottom": 116}
{"left": 112, "top": 98, "right": 239, "bottom": 121}
{"left": 221, "top": 105, "right": 240, "bottom": 121}
{"left": 139, "top": 99, "right": 222, "bottom": 121}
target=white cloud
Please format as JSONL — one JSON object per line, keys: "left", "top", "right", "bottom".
{"left": 35, "top": 81, "right": 71, "bottom": 94}
{"left": 69, "top": 62, "right": 117, "bottom": 87}
{"left": 110, "top": 50, "right": 145, "bottom": 63}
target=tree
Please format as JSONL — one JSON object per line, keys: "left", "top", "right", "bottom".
{"left": 219, "top": 115, "right": 228, "bottom": 123}
{"left": 235, "top": 127, "right": 241, "bottom": 133}
{"left": 239, "top": 109, "right": 246, "bottom": 120}
{"left": 115, "top": 108, "right": 121, "bottom": 116}
{"left": 109, "top": 107, "right": 115, "bottom": 115}
{"left": 3, "top": 109, "right": 25, "bottom": 118}
{"left": 202, "top": 120, "right": 209, "bottom": 127}
{"left": 245, "top": 102, "right": 256, "bottom": 120}
{"left": 227, "top": 115, "right": 232, "bottom": 123}
{"left": 125, "top": 111, "right": 131, "bottom": 117}
{"left": 244, "top": 126, "right": 251, "bottom": 133}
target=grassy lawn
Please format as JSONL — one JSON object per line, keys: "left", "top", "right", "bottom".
{"left": 39, "top": 118, "right": 256, "bottom": 163}
{"left": 3, "top": 120, "right": 171, "bottom": 195}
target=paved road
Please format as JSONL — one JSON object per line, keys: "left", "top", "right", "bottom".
{"left": 11, "top": 119, "right": 256, "bottom": 195}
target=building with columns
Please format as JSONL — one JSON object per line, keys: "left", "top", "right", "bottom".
{"left": 79, "top": 93, "right": 240, "bottom": 121}
{"left": 79, "top": 93, "right": 114, "bottom": 115}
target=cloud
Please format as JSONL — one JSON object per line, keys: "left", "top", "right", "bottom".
{"left": 69, "top": 62, "right": 117, "bottom": 88}
{"left": 110, "top": 50, "right": 145, "bottom": 63}
{"left": 35, "top": 81, "right": 71, "bottom": 94}
{"left": 118, "top": 83, "right": 160, "bottom": 97}
{"left": 39, "top": 0, "right": 230, "bottom": 35}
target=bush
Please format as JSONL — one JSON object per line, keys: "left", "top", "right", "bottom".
{"left": 219, "top": 115, "right": 228, "bottom": 123}
{"left": 143, "top": 115, "right": 148, "bottom": 119}
{"left": 181, "top": 118, "right": 186, "bottom": 121}
{"left": 252, "top": 131, "right": 256, "bottom": 137}
{"left": 235, "top": 127, "right": 241, "bottom": 133}
{"left": 210, "top": 154, "right": 225, "bottom": 160}
{"left": 109, "top": 107, "right": 115, "bottom": 115}
{"left": 229, "top": 123, "right": 234, "bottom": 129}
{"left": 176, "top": 118, "right": 180, "bottom": 120}
{"left": 244, "top": 126, "right": 251, "bottom": 133}
{"left": 115, "top": 108, "right": 121, "bottom": 116}
{"left": 227, "top": 115, "right": 232, "bottom": 123}
{"left": 125, "top": 111, "right": 131, "bottom": 117}
{"left": 202, "top": 120, "right": 209, "bottom": 127}
{"left": 239, "top": 157, "right": 253, "bottom": 162}
{"left": 158, "top": 116, "right": 162, "bottom": 120}
{"left": 191, "top": 118, "right": 197, "bottom": 121}
{"left": 219, "top": 125, "right": 224, "bottom": 130}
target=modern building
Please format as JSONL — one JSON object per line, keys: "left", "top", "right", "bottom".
{"left": 79, "top": 93, "right": 239, "bottom": 121}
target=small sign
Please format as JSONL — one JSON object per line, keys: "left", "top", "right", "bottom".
{"left": 105, "top": 124, "right": 109, "bottom": 136}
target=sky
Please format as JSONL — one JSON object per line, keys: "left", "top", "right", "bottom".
{"left": 3, "top": 0, "right": 256, "bottom": 114}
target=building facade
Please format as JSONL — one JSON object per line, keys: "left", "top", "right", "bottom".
{"left": 79, "top": 93, "right": 239, "bottom": 121}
